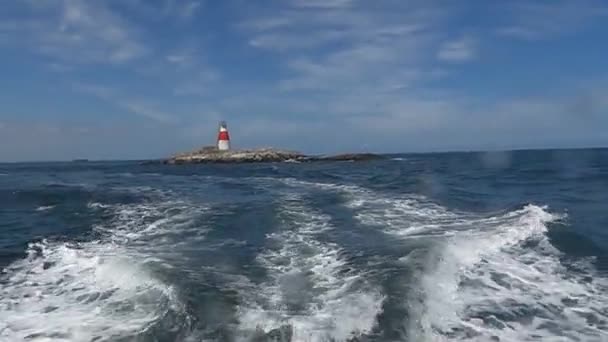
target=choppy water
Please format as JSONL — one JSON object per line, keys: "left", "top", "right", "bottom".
{"left": 1, "top": 149, "right": 607, "bottom": 342}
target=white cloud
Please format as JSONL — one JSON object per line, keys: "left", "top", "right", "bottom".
{"left": 161, "top": 45, "right": 221, "bottom": 95}
{"left": 437, "top": 36, "right": 476, "bottom": 62}
{"left": 166, "top": 54, "right": 192, "bottom": 66}
{"left": 178, "top": 1, "right": 202, "bottom": 19}
{"left": 239, "top": 17, "right": 291, "bottom": 31}
{"left": 290, "top": 0, "right": 354, "bottom": 9}
{"left": 2, "top": 1, "right": 606, "bottom": 158}
{"left": 0, "top": 0, "right": 147, "bottom": 64}
{"left": 173, "top": 70, "right": 220, "bottom": 95}
{"left": 497, "top": 0, "right": 608, "bottom": 40}
{"left": 239, "top": 1, "right": 441, "bottom": 97}
{"left": 121, "top": 101, "right": 176, "bottom": 123}
{"left": 162, "top": 0, "right": 203, "bottom": 20}
{"left": 74, "top": 83, "right": 176, "bottom": 124}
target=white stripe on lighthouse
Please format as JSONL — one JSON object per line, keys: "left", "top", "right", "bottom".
{"left": 218, "top": 140, "right": 230, "bottom": 150}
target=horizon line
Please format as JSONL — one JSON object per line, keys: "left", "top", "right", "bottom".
{"left": 1, "top": 145, "right": 606, "bottom": 164}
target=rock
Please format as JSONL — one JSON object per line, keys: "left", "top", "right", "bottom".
{"left": 165, "top": 148, "right": 384, "bottom": 164}
{"left": 166, "top": 148, "right": 306, "bottom": 164}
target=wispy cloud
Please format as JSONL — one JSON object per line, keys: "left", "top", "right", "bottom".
{"left": 0, "top": 0, "right": 147, "bottom": 64}
{"left": 237, "top": 0, "right": 448, "bottom": 129}
{"left": 290, "top": 0, "right": 354, "bottom": 9}
{"left": 158, "top": 45, "right": 221, "bottom": 95}
{"left": 111, "top": 0, "right": 203, "bottom": 22}
{"left": 176, "top": 1, "right": 202, "bottom": 19}
{"left": 497, "top": 0, "right": 608, "bottom": 40}
{"left": 2, "top": 0, "right": 607, "bottom": 160}
{"left": 163, "top": 0, "right": 203, "bottom": 20}
{"left": 172, "top": 69, "right": 220, "bottom": 96}
{"left": 242, "top": 1, "right": 441, "bottom": 88}
{"left": 120, "top": 101, "right": 177, "bottom": 123}
{"left": 437, "top": 36, "right": 476, "bottom": 62}
{"left": 74, "top": 83, "right": 177, "bottom": 124}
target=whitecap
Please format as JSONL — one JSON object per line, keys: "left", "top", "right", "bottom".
{"left": 2, "top": 189, "right": 210, "bottom": 341}
{"left": 407, "top": 205, "right": 608, "bottom": 341}
{"left": 278, "top": 179, "right": 608, "bottom": 340}
{"left": 0, "top": 240, "right": 181, "bottom": 341}
{"left": 87, "top": 202, "right": 110, "bottom": 209}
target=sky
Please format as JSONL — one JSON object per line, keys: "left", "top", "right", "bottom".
{"left": 0, "top": 0, "right": 607, "bottom": 161}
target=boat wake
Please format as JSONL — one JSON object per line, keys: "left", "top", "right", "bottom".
{"left": 0, "top": 188, "right": 208, "bottom": 341}
{"left": 2, "top": 176, "right": 607, "bottom": 342}
{"left": 234, "top": 193, "right": 384, "bottom": 342}
{"left": 281, "top": 179, "right": 608, "bottom": 341}
{"left": 0, "top": 240, "right": 182, "bottom": 341}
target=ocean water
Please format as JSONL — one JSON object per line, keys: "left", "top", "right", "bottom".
{"left": 1, "top": 149, "right": 607, "bottom": 342}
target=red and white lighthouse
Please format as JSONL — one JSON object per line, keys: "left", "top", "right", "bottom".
{"left": 217, "top": 121, "right": 231, "bottom": 151}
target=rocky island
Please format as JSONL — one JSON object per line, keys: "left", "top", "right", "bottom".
{"left": 164, "top": 147, "right": 383, "bottom": 164}
{"left": 159, "top": 121, "right": 383, "bottom": 165}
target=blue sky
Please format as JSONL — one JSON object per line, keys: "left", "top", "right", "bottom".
{"left": 0, "top": 0, "right": 607, "bottom": 161}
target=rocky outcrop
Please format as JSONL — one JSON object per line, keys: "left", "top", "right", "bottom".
{"left": 164, "top": 147, "right": 384, "bottom": 164}
{"left": 166, "top": 148, "right": 306, "bottom": 164}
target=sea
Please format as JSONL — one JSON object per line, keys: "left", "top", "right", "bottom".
{"left": 1, "top": 148, "right": 607, "bottom": 342}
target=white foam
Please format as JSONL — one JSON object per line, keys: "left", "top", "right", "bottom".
{"left": 278, "top": 179, "right": 608, "bottom": 340}
{"left": 91, "top": 194, "right": 209, "bottom": 251}
{"left": 1, "top": 189, "right": 209, "bottom": 341}
{"left": 410, "top": 205, "right": 608, "bottom": 341}
{"left": 235, "top": 196, "right": 384, "bottom": 341}
{"left": 87, "top": 202, "right": 110, "bottom": 209}
{"left": 279, "top": 178, "right": 461, "bottom": 237}
{"left": 0, "top": 240, "right": 180, "bottom": 341}
{"left": 36, "top": 205, "right": 56, "bottom": 212}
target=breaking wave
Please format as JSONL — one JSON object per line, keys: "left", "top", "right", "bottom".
{"left": 410, "top": 205, "right": 608, "bottom": 341}
{"left": 2, "top": 171, "right": 607, "bottom": 342}
{"left": 281, "top": 179, "right": 608, "bottom": 341}
{"left": 0, "top": 240, "right": 183, "bottom": 341}
{"left": 0, "top": 189, "right": 209, "bottom": 341}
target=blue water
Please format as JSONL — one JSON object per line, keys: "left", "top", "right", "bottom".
{"left": 1, "top": 149, "right": 607, "bottom": 341}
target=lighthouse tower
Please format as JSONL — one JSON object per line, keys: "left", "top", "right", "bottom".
{"left": 217, "top": 121, "right": 231, "bottom": 151}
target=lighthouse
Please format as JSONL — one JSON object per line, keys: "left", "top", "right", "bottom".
{"left": 217, "top": 121, "right": 231, "bottom": 151}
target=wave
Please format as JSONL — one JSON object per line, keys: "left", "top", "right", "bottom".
{"left": 0, "top": 240, "right": 182, "bottom": 341}
{"left": 278, "top": 178, "right": 608, "bottom": 340}
{"left": 1, "top": 188, "right": 210, "bottom": 341}
{"left": 234, "top": 194, "right": 384, "bottom": 341}
{"left": 409, "top": 205, "right": 608, "bottom": 341}
{"left": 92, "top": 199, "right": 209, "bottom": 249}
{"left": 35, "top": 205, "right": 56, "bottom": 212}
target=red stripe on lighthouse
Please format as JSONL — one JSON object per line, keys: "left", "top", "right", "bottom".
{"left": 218, "top": 131, "right": 230, "bottom": 141}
